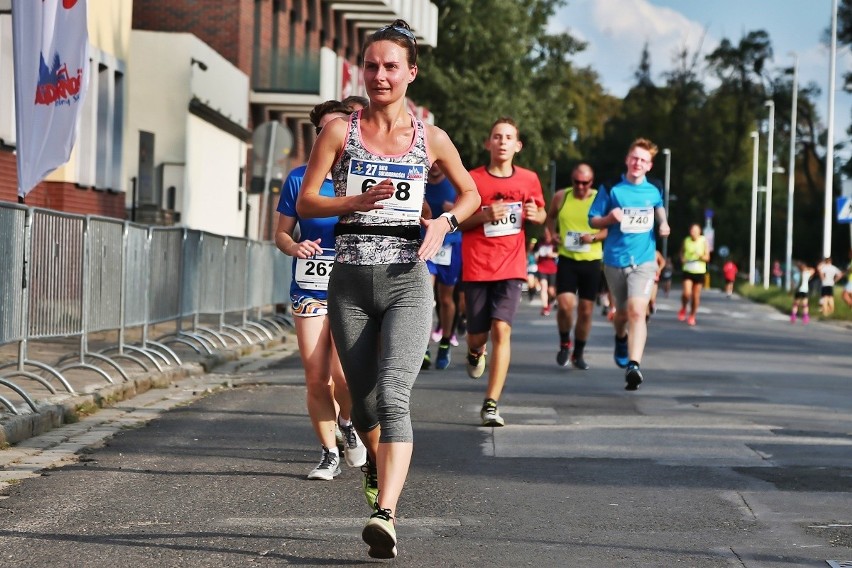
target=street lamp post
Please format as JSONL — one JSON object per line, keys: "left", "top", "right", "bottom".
{"left": 763, "top": 101, "right": 775, "bottom": 289}
{"left": 785, "top": 55, "right": 799, "bottom": 291}
{"left": 661, "top": 148, "right": 671, "bottom": 259}
{"left": 749, "top": 131, "right": 759, "bottom": 285}
{"left": 823, "top": 0, "right": 839, "bottom": 258}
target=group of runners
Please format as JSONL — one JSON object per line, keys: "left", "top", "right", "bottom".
{"left": 270, "top": 18, "right": 688, "bottom": 561}
{"left": 791, "top": 254, "right": 852, "bottom": 322}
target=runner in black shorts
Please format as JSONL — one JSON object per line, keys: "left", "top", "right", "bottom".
{"left": 544, "top": 163, "right": 607, "bottom": 369}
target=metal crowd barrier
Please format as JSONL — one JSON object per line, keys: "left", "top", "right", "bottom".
{"left": 0, "top": 202, "right": 290, "bottom": 415}
{"left": 0, "top": 204, "right": 41, "bottom": 413}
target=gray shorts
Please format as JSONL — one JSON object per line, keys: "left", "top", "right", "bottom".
{"left": 463, "top": 279, "right": 524, "bottom": 334}
{"left": 603, "top": 262, "right": 658, "bottom": 311}
{"left": 327, "top": 261, "right": 432, "bottom": 443}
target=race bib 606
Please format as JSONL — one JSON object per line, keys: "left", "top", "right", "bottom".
{"left": 483, "top": 201, "right": 523, "bottom": 238}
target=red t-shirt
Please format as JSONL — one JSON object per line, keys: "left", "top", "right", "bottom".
{"left": 536, "top": 244, "right": 558, "bottom": 275}
{"left": 462, "top": 165, "right": 545, "bottom": 281}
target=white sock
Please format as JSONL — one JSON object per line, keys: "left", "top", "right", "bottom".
{"left": 338, "top": 416, "right": 352, "bottom": 429}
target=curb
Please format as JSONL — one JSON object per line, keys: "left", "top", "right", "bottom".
{"left": 0, "top": 336, "right": 288, "bottom": 447}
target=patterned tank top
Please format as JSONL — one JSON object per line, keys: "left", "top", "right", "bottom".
{"left": 331, "top": 111, "right": 430, "bottom": 265}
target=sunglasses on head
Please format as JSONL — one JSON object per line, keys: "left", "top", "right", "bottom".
{"left": 572, "top": 179, "right": 592, "bottom": 186}
{"left": 376, "top": 24, "right": 417, "bottom": 43}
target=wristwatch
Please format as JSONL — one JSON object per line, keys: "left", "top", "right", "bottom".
{"left": 440, "top": 212, "right": 459, "bottom": 232}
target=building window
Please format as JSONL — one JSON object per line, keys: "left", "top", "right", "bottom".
{"left": 166, "top": 186, "right": 176, "bottom": 210}
{"left": 77, "top": 48, "right": 126, "bottom": 191}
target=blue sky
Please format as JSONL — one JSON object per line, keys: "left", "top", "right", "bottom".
{"left": 549, "top": 0, "right": 851, "bottom": 159}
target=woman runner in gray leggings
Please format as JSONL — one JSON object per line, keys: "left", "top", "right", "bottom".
{"left": 296, "top": 20, "right": 480, "bottom": 560}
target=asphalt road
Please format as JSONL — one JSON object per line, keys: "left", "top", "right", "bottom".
{"left": 0, "top": 287, "right": 850, "bottom": 567}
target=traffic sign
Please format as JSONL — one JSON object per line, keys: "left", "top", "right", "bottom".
{"left": 704, "top": 227, "right": 714, "bottom": 252}
{"left": 250, "top": 121, "right": 293, "bottom": 193}
{"left": 837, "top": 196, "right": 852, "bottom": 224}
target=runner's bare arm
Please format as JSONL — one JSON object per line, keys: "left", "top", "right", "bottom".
{"left": 418, "top": 125, "right": 481, "bottom": 260}
{"left": 296, "top": 119, "right": 394, "bottom": 219}
{"left": 655, "top": 206, "right": 670, "bottom": 237}
{"left": 544, "top": 189, "right": 565, "bottom": 244}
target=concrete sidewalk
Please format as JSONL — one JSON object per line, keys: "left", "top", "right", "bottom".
{"left": 0, "top": 321, "right": 297, "bottom": 448}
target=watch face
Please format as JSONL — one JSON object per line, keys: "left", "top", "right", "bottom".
{"left": 443, "top": 213, "right": 458, "bottom": 231}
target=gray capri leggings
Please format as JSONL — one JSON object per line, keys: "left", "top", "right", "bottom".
{"left": 327, "top": 261, "right": 432, "bottom": 443}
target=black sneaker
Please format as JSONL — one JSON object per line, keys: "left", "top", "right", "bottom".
{"left": 421, "top": 350, "right": 432, "bottom": 370}
{"left": 625, "top": 363, "right": 643, "bottom": 391}
{"left": 556, "top": 342, "right": 571, "bottom": 367}
{"left": 571, "top": 354, "right": 590, "bottom": 370}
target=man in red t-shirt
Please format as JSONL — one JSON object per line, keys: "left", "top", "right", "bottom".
{"left": 460, "top": 117, "right": 546, "bottom": 427}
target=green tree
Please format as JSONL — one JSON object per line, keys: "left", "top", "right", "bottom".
{"left": 704, "top": 31, "right": 774, "bottom": 185}
{"left": 838, "top": 0, "right": 852, "bottom": 176}
{"left": 409, "top": 0, "right": 611, "bottom": 192}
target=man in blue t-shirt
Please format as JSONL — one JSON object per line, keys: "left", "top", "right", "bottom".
{"left": 422, "top": 164, "right": 462, "bottom": 370}
{"left": 589, "top": 138, "right": 670, "bottom": 391}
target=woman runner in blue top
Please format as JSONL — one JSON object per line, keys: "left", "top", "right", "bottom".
{"left": 274, "top": 100, "right": 367, "bottom": 481}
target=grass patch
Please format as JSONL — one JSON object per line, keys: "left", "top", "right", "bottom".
{"left": 71, "top": 401, "right": 100, "bottom": 421}
{"left": 736, "top": 282, "right": 852, "bottom": 322}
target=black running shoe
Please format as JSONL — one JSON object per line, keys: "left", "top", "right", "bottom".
{"left": 571, "top": 354, "right": 590, "bottom": 370}
{"left": 625, "top": 363, "right": 643, "bottom": 391}
{"left": 556, "top": 342, "right": 571, "bottom": 367}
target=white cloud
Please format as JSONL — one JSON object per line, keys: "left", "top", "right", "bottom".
{"left": 552, "top": 0, "right": 718, "bottom": 95}
{"left": 591, "top": 0, "right": 717, "bottom": 78}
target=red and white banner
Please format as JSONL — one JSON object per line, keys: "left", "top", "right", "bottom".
{"left": 12, "top": 0, "right": 89, "bottom": 199}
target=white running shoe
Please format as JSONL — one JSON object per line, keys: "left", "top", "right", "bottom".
{"left": 340, "top": 422, "right": 368, "bottom": 467}
{"left": 307, "top": 447, "right": 341, "bottom": 480}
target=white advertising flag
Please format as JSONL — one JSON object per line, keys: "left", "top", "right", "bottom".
{"left": 12, "top": 0, "right": 89, "bottom": 199}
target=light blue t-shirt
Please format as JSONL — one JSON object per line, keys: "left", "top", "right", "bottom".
{"left": 588, "top": 175, "right": 663, "bottom": 268}
{"left": 276, "top": 164, "right": 337, "bottom": 299}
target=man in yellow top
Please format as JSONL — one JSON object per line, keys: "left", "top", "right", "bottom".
{"left": 545, "top": 163, "right": 607, "bottom": 369}
{"left": 678, "top": 223, "right": 710, "bottom": 326}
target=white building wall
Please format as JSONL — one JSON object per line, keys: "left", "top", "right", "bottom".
{"left": 0, "top": 14, "right": 15, "bottom": 146}
{"left": 183, "top": 115, "right": 245, "bottom": 237}
{"left": 127, "top": 30, "right": 249, "bottom": 235}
